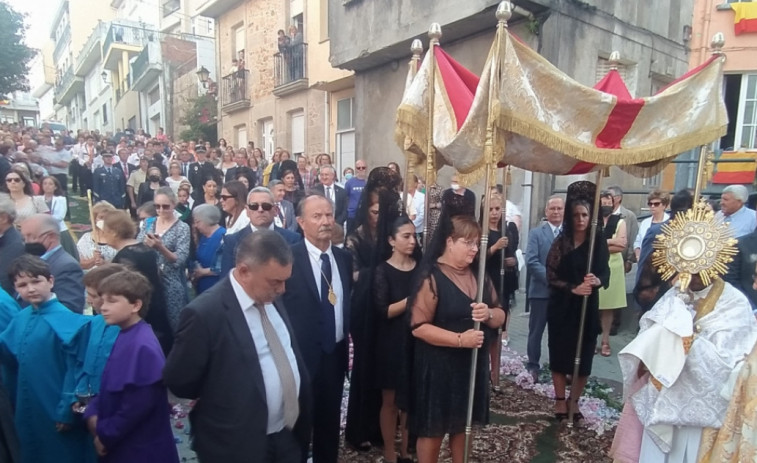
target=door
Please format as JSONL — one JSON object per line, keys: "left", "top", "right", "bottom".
{"left": 236, "top": 126, "right": 247, "bottom": 148}
{"left": 262, "top": 119, "right": 274, "bottom": 160}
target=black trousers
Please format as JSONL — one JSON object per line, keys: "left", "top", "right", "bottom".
{"left": 311, "top": 340, "right": 347, "bottom": 463}
{"left": 265, "top": 429, "right": 301, "bottom": 463}
{"left": 69, "top": 162, "right": 79, "bottom": 191}
{"left": 79, "top": 165, "right": 92, "bottom": 196}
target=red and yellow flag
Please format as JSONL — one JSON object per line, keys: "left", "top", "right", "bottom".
{"left": 711, "top": 151, "right": 757, "bottom": 184}
{"left": 732, "top": 3, "right": 757, "bottom": 35}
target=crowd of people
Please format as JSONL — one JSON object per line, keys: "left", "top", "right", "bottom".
{"left": 1, "top": 121, "right": 757, "bottom": 462}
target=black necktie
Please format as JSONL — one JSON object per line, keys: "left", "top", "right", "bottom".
{"left": 183, "top": 163, "right": 188, "bottom": 176}
{"left": 320, "top": 253, "right": 336, "bottom": 353}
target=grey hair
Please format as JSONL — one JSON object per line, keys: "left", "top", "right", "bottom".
{"left": 268, "top": 179, "right": 283, "bottom": 188}
{"left": 27, "top": 213, "right": 60, "bottom": 237}
{"left": 235, "top": 229, "right": 293, "bottom": 268}
{"left": 607, "top": 185, "right": 623, "bottom": 198}
{"left": 318, "top": 164, "right": 337, "bottom": 176}
{"left": 154, "top": 186, "right": 177, "bottom": 205}
{"left": 0, "top": 197, "right": 16, "bottom": 222}
{"left": 192, "top": 203, "right": 221, "bottom": 226}
{"left": 248, "top": 186, "right": 274, "bottom": 203}
{"left": 723, "top": 184, "right": 749, "bottom": 203}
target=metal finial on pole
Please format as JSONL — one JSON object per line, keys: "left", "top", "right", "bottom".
{"left": 411, "top": 38, "right": 423, "bottom": 56}
{"left": 422, "top": 24, "right": 441, "bottom": 250}
{"left": 711, "top": 32, "right": 725, "bottom": 54}
{"left": 496, "top": 1, "right": 512, "bottom": 25}
{"left": 608, "top": 51, "right": 621, "bottom": 70}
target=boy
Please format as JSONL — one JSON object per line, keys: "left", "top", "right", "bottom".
{"left": 0, "top": 255, "right": 90, "bottom": 463}
{"left": 83, "top": 270, "right": 178, "bottom": 462}
{"left": 74, "top": 264, "right": 124, "bottom": 404}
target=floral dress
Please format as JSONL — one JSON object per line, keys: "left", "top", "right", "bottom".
{"left": 138, "top": 219, "right": 191, "bottom": 330}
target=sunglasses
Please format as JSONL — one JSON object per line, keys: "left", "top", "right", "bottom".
{"left": 220, "top": 194, "right": 235, "bottom": 200}
{"left": 647, "top": 201, "right": 662, "bottom": 207}
{"left": 356, "top": 166, "right": 367, "bottom": 170}
{"left": 247, "top": 202, "right": 274, "bottom": 211}
{"left": 154, "top": 204, "right": 172, "bottom": 210}
{"left": 5, "top": 177, "right": 22, "bottom": 183}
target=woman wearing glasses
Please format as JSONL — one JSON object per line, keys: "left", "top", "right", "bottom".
{"left": 633, "top": 189, "right": 669, "bottom": 262}
{"left": 0, "top": 167, "right": 48, "bottom": 226}
{"left": 405, "top": 206, "right": 505, "bottom": 463}
{"left": 138, "top": 187, "right": 190, "bottom": 330}
{"left": 219, "top": 180, "right": 249, "bottom": 234}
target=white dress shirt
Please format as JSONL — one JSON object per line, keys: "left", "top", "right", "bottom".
{"left": 304, "top": 238, "right": 344, "bottom": 343}
{"left": 250, "top": 222, "right": 275, "bottom": 233}
{"left": 229, "top": 271, "right": 301, "bottom": 434}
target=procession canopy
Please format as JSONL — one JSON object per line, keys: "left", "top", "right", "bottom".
{"left": 396, "top": 19, "right": 728, "bottom": 179}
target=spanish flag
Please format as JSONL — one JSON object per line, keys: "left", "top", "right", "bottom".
{"left": 711, "top": 151, "right": 757, "bottom": 184}
{"left": 732, "top": 3, "right": 757, "bottom": 35}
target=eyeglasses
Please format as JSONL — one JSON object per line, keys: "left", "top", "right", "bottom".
{"left": 5, "top": 177, "right": 22, "bottom": 183}
{"left": 458, "top": 239, "right": 480, "bottom": 250}
{"left": 247, "top": 202, "right": 274, "bottom": 211}
{"left": 647, "top": 201, "right": 662, "bottom": 207}
{"left": 356, "top": 166, "right": 367, "bottom": 171}
{"left": 220, "top": 194, "right": 235, "bottom": 201}
{"left": 154, "top": 204, "right": 172, "bottom": 210}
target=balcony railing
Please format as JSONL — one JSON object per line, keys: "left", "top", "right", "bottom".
{"left": 74, "top": 21, "right": 107, "bottom": 74}
{"left": 274, "top": 42, "right": 307, "bottom": 88}
{"left": 54, "top": 67, "right": 75, "bottom": 97}
{"left": 162, "top": 0, "right": 180, "bottom": 17}
{"left": 103, "top": 22, "right": 150, "bottom": 56}
{"left": 221, "top": 70, "right": 250, "bottom": 112}
{"left": 131, "top": 47, "right": 149, "bottom": 82}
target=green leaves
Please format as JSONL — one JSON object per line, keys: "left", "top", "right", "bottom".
{"left": 0, "top": 2, "right": 34, "bottom": 98}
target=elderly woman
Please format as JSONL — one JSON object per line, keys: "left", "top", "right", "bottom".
{"left": 138, "top": 187, "right": 191, "bottom": 330}
{"left": 103, "top": 210, "right": 173, "bottom": 354}
{"left": 407, "top": 213, "right": 506, "bottom": 463}
{"left": 137, "top": 166, "right": 168, "bottom": 207}
{"left": 0, "top": 167, "right": 48, "bottom": 225}
{"left": 546, "top": 181, "right": 609, "bottom": 424}
{"left": 598, "top": 190, "right": 627, "bottom": 357}
{"left": 77, "top": 201, "right": 118, "bottom": 270}
{"left": 190, "top": 204, "right": 226, "bottom": 294}
{"left": 220, "top": 180, "right": 249, "bottom": 234}
{"left": 633, "top": 189, "right": 669, "bottom": 261}
{"left": 165, "top": 161, "right": 189, "bottom": 195}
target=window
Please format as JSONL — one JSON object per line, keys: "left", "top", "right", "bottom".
{"left": 128, "top": 116, "right": 137, "bottom": 131}
{"left": 234, "top": 25, "right": 245, "bottom": 60}
{"left": 722, "top": 74, "right": 757, "bottom": 150}
{"left": 236, "top": 125, "right": 247, "bottom": 148}
{"left": 336, "top": 97, "right": 354, "bottom": 131}
{"left": 595, "top": 56, "right": 636, "bottom": 96}
{"left": 290, "top": 110, "right": 305, "bottom": 157}
{"left": 102, "top": 103, "right": 108, "bottom": 124}
{"left": 260, "top": 118, "right": 274, "bottom": 159}
{"left": 149, "top": 86, "right": 160, "bottom": 106}
{"left": 336, "top": 97, "right": 355, "bottom": 172}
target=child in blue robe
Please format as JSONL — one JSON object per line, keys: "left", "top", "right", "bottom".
{"left": 0, "top": 255, "right": 90, "bottom": 463}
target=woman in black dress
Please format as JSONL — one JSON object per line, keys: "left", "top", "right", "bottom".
{"left": 483, "top": 193, "right": 518, "bottom": 390}
{"left": 374, "top": 216, "right": 419, "bottom": 463}
{"left": 546, "top": 180, "right": 609, "bottom": 424}
{"left": 407, "top": 213, "right": 506, "bottom": 463}
{"left": 344, "top": 166, "right": 403, "bottom": 451}
{"left": 101, "top": 209, "right": 173, "bottom": 355}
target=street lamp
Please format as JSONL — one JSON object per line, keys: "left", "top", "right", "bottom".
{"left": 196, "top": 66, "right": 210, "bottom": 88}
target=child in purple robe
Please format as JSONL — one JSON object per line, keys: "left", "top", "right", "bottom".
{"left": 83, "top": 270, "right": 178, "bottom": 463}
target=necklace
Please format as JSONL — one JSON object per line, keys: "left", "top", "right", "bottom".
{"left": 307, "top": 250, "right": 337, "bottom": 305}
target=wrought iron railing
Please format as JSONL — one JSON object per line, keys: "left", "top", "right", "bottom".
{"left": 221, "top": 70, "right": 250, "bottom": 107}
{"left": 274, "top": 42, "right": 307, "bottom": 87}
{"left": 103, "top": 22, "right": 151, "bottom": 56}
{"left": 131, "top": 47, "right": 149, "bottom": 82}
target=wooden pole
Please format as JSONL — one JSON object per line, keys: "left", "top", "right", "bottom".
{"left": 422, "top": 24, "right": 441, "bottom": 252}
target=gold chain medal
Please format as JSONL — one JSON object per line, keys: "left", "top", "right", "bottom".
{"left": 328, "top": 288, "right": 337, "bottom": 305}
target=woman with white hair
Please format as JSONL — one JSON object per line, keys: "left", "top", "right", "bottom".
{"left": 190, "top": 204, "right": 225, "bottom": 294}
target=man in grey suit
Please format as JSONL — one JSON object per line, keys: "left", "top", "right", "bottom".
{"left": 526, "top": 195, "right": 564, "bottom": 381}
{"left": 270, "top": 180, "right": 297, "bottom": 232}
{"left": 19, "top": 214, "right": 85, "bottom": 313}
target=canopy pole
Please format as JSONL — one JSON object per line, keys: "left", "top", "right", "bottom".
{"left": 692, "top": 145, "right": 708, "bottom": 201}
{"left": 493, "top": 165, "right": 509, "bottom": 392}
{"left": 464, "top": 3, "right": 510, "bottom": 462}
{"left": 567, "top": 168, "right": 605, "bottom": 427}
{"left": 403, "top": 40, "right": 424, "bottom": 215}
{"left": 422, "top": 25, "right": 441, "bottom": 252}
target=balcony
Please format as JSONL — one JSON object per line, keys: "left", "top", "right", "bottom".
{"left": 131, "top": 42, "right": 163, "bottom": 92}
{"left": 221, "top": 70, "right": 250, "bottom": 113}
{"left": 162, "top": 0, "right": 180, "bottom": 17}
{"left": 195, "top": 0, "right": 244, "bottom": 18}
{"left": 102, "top": 22, "right": 154, "bottom": 71}
{"left": 54, "top": 66, "right": 84, "bottom": 106}
{"left": 53, "top": 25, "right": 71, "bottom": 62}
{"left": 75, "top": 21, "right": 108, "bottom": 76}
{"left": 273, "top": 42, "right": 308, "bottom": 97}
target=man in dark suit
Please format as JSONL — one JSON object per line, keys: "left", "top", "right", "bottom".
{"left": 525, "top": 195, "right": 564, "bottom": 381}
{"left": 221, "top": 187, "right": 301, "bottom": 276}
{"left": 725, "top": 225, "right": 757, "bottom": 312}
{"left": 19, "top": 214, "right": 85, "bottom": 313}
{"left": 309, "top": 165, "right": 348, "bottom": 226}
{"left": 92, "top": 152, "right": 127, "bottom": 209}
{"left": 188, "top": 148, "right": 221, "bottom": 202}
{"left": 115, "top": 148, "right": 136, "bottom": 185}
{"left": 0, "top": 199, "right": 24, "bottom": 294}
{"left": 270, "top": 180, "right": 297, "bottom": 232}
{"left": 282, "top": 195, "right": 351, "bottom": 463}
{"left": 164, "top": 230, "right": 311, "bottom": 463}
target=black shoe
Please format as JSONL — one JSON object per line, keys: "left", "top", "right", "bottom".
{"left": 398, "top": 457, "right": 414, "bottom": 463}
{"left": 528, "top": 368, "right": 539, "bottom": 383}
